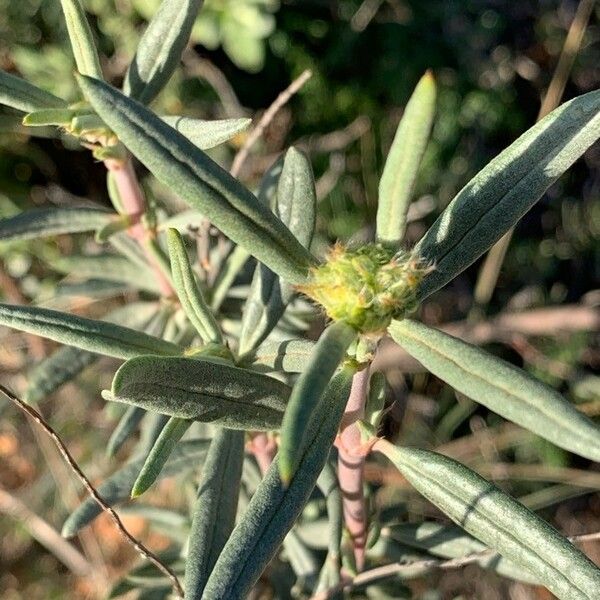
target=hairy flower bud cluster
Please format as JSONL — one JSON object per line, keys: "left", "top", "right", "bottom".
{"left": 297, "top": 243, "right": 431, "bottom": 333}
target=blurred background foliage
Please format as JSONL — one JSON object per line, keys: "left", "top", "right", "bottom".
{"left": 0, "top": 0, "right": 599, "bottom": 598}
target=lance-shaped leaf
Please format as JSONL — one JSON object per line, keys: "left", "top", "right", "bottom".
{"left": 279, "top": 321, "right": 356, "bottom": 484}
{"left": 210, "top": 245, "right": 250, "bottom": 311}
{"left": 0, "top": 70, "right": 67, "bottom": 113}
{"left": 248, "top": 339, "right": 315, "bottom": 373}
{"left": 314, "top": 461, "right": 343, "bottom": 593}
{"left": 106, "top": 406, "right": 145, "bottom": 457}
{"left": 124, "top": 0, "right": 203, "bottom": 104}
{"left": 185, "top": 429, "right": 245, "bottom": 599}
{"left": 377, "top": 71, "right": 436, "bottom": 247}
{"left": 167, "top": 228, "right": 221, "bottom": 343}
{"left": 375, "top": 440, "right": 600, "bottom": 600}
{"left": 131, "top": 416, "right": 192, "bottom": 497}
{"left": 25, "top": 301, "right": 159, "bottom": 404}
{"left": 386, "top": 521, "right": 539, "bottom": 584}
{"left": 50, "top": 254, "right": 161, "bottom": 295}
{"left": 104, "top": 355, "right": 291, "bottom": 430}
{"left": 0, "top": 207, "right": 113, "bottom": 242}
{"left": 416, "top": 90, "right": 600, "bottom": 299}
{"left": 161, "top": 116, "right": 251, "bottom": 149}
{"left": 0, "top": 303, "right": 180, "bottom": 359}
{"left": 59, "top": 0, "right": 103, "bottom": 79}
{"left": 76, "top": 75, "right": 317, "bottom": 284}
{"left": 239, "top": 148, "right": 317, "bottom": 354}
{"left": 25, "top": 346, "right": 97, "bottom": 405}
{"left": 62, "top": 437, "right": 209, "bottom": 537}
{"left": 203, "top": 366, "right": 355, "bottom": 599}
{"left": 388, "top": 319, "right": 600, "bottom": 461}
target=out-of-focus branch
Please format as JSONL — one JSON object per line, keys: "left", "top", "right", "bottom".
{"left": 0, "top": 484, "right": 92, "bottom": 576}
{"left": 0, "top": 384, "right": 184, "bottom": 599}
{"left": 472, "top": 0, "right": 595, "bottom": 312}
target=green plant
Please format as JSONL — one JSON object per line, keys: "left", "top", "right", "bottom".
{"left": 1, "top": 1, "right": 599, "bottom": 598}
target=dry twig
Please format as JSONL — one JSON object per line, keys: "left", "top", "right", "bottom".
{"left": 0, "top": 384, "right": 184, "bottom": 598}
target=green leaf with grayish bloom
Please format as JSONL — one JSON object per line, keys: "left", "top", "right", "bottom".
{"left": 25, "top": 301, "right": 160, "bottom": 404}
{"left": 377, "top": 71, "right": 436, "bottom": 247}
{"left": 161, "top": 116, "right": 251, "bottom": 149}
{"left": 279, "top": 321, "right": 356, "bottom": 484}
{"left": 185, "top": 429, "right": 245, "bottom": 600}
{"left": 416, "top": 90, "right": 600, "bottom": 299}
{"left": 59, "top": 0, "right": 103, "bottom": 79}
{"left": 388, "top": 319, "right": 600, "bottom": 461}
{"left": 0, "top": 303, "right": 180, "bottom": 359}
{"left": 203, "top": 365, "right": 355, "bottom": 599}
{"left": 76, "top": 75, "right": 317, "bottom": 284}
{"left": 385, "top": 522, "right": 539, "bottom": 584}
{"left": 131, "top": 416, "right": 192, "bottom": 497}
{"left": 240, "top": 148, "right": 317, "bottom": 355}
{"left": 376, "top": 440, "right": 600, "bottom": 600}
{"left": 106, "top": 406, "right": 145, "bottom": 457}
{"left": 167, "top": 228, "right": 222, "bottom": 343}
{"left": 104, "top": 355, "right": 291, "bottom": 430}
{"left": 0, "top": 70, "right": 67, "bottom": 113}
{"left": 124, "top": 0, "right": 203, "bottom": 104}
{"left": 49, "top": 254, "right": 161, "bottom": 295}
{"left": 248, "top": 339, "right": 316, "bottom": 373}
{"left": 0, "top": 207, "right": 113, "bottom": 242}
{"left": 62, "top": 437, "right": 210, "bottom": 537}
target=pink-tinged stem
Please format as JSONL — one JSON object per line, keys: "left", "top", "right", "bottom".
{"left": 337, "top": 365, "right": 370, "bottom": 571}
{"left": 249, "top": 432, "right": 277, "bottom": 475}
{"left": 104, "top": 157, "right": 173, "bottom": 297}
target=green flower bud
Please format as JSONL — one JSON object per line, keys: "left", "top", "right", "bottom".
{"left": 298, "top": 243, "right": 431, "bottom": 333}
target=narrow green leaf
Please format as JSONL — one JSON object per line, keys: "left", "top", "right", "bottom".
{"left": 279, "top": 321, "right": 356, "bottom": 483}
{"left": 416, "top": 90, "right": 600, "bottom": 299}
{"left": 239, "top": 148, "right": 317, "bottom": 354}
{"left": 104, "top": 355, "right": 290, "bottom": 430}
{"left": 59, "top": 0, "right": 103, "bottom": 79}
{"left": 0, "top": 70, "right": 67, "bottom": 113}
{"left": 388, "top": 319, "right": 600, "bottom": 461}
{"left": 248, "top": 339, "right": 315, "bottom": 373}
{"left": 0, "top": 207, "right": 113, "bottom": 242}
{"left": 62, "top": 437, "right": 209, "bottom": 537}
{"left": 210, "top": 245, "right": 250, "bottom": 311}
{"left": 0, "top": 303, "right": 180, "bottom": 359}
{"left": 94, "top": 216, "right": 131, "bottom": 243}
{"left": 376, "top": 440, "right": 600, "bottom": 600}
{"left": 315, "top": 460, "right": 342, "bottom": 587}
{"left": 124, "top": 0, "right": 203, "bottom": 104}
{"left": 77, "top": 75, "right": 317, "bottom": 284}
{"left": 50, "top": 254, "right": 161, "bottom": 294}
{"left": 185, "top": 429, "right": 245, "bottom": 600}
{"left": 106, "top": 406, "right": 145, "bottom": 457}
{"left": 203, "top": 366, "right": 355, "bottom": 599}
{"left": 131, "top": 416, "right": 192, "bottom": 497}
{"left": 167, "top": 228, "right": 222, "bottom": 343}
{"left": 161, "top": 116, "right": 251, "bottom": 149}
{"left": 377, "top": 71, "right": 436, "bottom": 246}
{"left": 386, "top": 522, "right": 539, "bottom": 584}
{"left": 23, "top": 108, "right": 78, "bottom": 127}
{"left": 25, "top": 346, "right": 97, "bottom": 404}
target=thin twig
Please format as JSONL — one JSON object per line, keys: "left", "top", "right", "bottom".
{"left": 0, "top": 384, "right": 184, "bottom": 598}
{"left": 311, "top": 528, "right": 600, "bottom": 599}
{"left": 0, "top": 483, "right": 92, "bottom": 576}
{"left": 230, "top": 69, "right": 313, "bottom": 177}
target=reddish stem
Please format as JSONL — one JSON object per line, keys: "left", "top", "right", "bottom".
{"left": 104, "top": 157, "right": 173, "bottom": 297}
{"left": 337, "top": 365, "right": 370, "bottom": 571}
{"left": 248, "top": 432, "right": 278, "bottom": 475}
